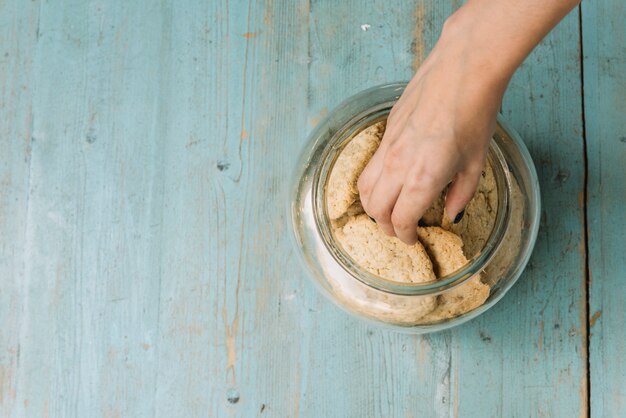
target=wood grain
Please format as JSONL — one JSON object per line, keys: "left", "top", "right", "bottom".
{"left": 0, "top": 1, "right": 40, "bottom": 416}
{"left": 9, "top": 3, "right": 173, "bottom": 416}
{"left": 0, "top": 0, "right": 619, "bottom": 417}
{"left": 582, "top": 0, "right": 626, "bottom": 416}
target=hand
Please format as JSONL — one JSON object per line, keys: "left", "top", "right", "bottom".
{"left": 357, "top": 11, "right": 511, "bottom": 245}
{"left": 358, "top": 0, "right": 580, "bottom": 245}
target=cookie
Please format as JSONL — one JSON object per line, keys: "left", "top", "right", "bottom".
{"left": 334, "top": 214, "right": 436, "bottom": 284}
{"left": 416, "top": 227, "right": 466, "bottom": 277}
{"left": 416, "top": 227, "right": 490, "bottom": 322}
{"left": 420, "top": 191, "right": 446, "bottom": 226}
{"left": 443, "top": 161, "right": 498, "bottom": 258}
{"left": 326, "top": 122, "right": 384, "bottom": 220}
{"left": 330, "top": 200, "right": 366, "bottom": 230}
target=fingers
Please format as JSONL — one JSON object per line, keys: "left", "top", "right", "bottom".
{"left": 359, "top": 151, "right": 396, "bottom": 236}
{"left": 361, "top": 140, "right": 408, "bottom": 235}
{"left": 358, "top": 134, "right": 389, "bottom": 209}
{"left": 444, "top": 166, "right": 482, "bottom": 222}
{"left": 364, "top": 171, "right": 403, "bottom": 236}
{"left": 358, "top": 106, "right": 410, "bottom": 213}
{"left": 391, "top": 165, "right": 454, "bottom": 244}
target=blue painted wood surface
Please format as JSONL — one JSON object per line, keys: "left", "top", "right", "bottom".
{"left": 582, "top": 0, "right": 626, "bottom": 416}
{"left": 0, "top": 1, "right": 622, "bottom": 417}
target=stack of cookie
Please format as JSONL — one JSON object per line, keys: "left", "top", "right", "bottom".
{"left": 326, "top": 122, "right": 493, "bottom": 322}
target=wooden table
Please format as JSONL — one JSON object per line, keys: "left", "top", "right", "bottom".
{"left": 1, "top": 1, "right": 624, "bottom": 417}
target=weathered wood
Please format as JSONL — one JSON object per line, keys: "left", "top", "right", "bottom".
{"left": 0, "top": 2, "right": 40, "bottom": 417}
{"left": 6, "top": 3, "right": 174, "bottom": 417}
{"left": 0, "top": 0, "right": 612, "bottom": 417}
{"left": 583, "top": 0, "right": 626, "bottom": 416}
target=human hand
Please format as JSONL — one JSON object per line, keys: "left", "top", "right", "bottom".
{"left": 357, "top": 11, "right": 511, "bottom": 245}
{"left": 358, "top": 0, "right": 581, "bottom": 245}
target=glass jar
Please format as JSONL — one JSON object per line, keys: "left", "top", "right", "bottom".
{"left": 288, "top": 83, "right": 540, "bottom": 333}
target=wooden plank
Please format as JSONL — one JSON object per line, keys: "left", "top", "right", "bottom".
{"left": 8, "top": 2, "right": 171, "bottom": 417}
{"left": 150, "top": 1, "right": 311, "bottom": 417}
{"left": 28, "top": 1, "right": 178, "bottom": 416}
{"left": 0, "top": 2, "right": 40, "bottom": 417}
{"left": 450, "top": 9, "right": 588, "bottom": 418}
{"left": 583, "top": 0, "right": 626, "bottom": 415}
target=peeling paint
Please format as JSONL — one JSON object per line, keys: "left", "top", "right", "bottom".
{"left": 590, "top": 310, "right": 602, "bottom": 327}
{"left": 223, "top": 306, "right": 239, "bottom": 385}
{"left": 412, "top": 4, "right": 426, "bottom": 70}
{"left": 308, "top": 108, "right": 328, "bottom": 127}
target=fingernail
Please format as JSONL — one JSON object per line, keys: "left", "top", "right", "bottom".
{"left": 453, "top": 209, "right": 465, "bottom": 224}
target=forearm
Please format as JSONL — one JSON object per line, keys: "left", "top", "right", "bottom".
{"left": 439, "top": 0, "right": 581, "bottom": 89}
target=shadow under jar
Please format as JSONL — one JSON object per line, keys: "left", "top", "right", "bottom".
{"left": 289, "top": 83, "right": 541, "bottom": 333}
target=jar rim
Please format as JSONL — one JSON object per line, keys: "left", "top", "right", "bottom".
{"left": 311, "top": 101, "right": 513, "bottom": 296}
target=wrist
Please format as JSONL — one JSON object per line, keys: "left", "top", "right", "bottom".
{"left": 432, "top": 17, "right": 510, "bottom": 101}
{"left": 439, "top": 0, "right": 580, "bottom": 86}
{"left": 438, "top": 4, "right": 520, "bottom": 90}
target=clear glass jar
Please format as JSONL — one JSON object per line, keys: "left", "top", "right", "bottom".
{"left": 288, "top": 83, "right": 541, "bottom": 333}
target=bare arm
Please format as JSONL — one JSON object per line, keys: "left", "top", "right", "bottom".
{"left": 358, "top": 0, "right": 581, "bottom": 244}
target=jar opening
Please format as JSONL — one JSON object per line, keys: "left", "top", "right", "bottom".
{"left": 313, "top": 106, "right": 512, "bottom": 296}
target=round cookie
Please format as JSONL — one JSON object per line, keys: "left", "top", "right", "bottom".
{"left": 420, "top": 191, "right": 446, "bottom": 226}
{"left": 334, "top": 214, "right": 436, "bottom": 284}
{"left": 416, "top": 227, "right": 490, "bottom": 322}
{"left": 326, "top": 122, "right": 384, "bottom": 220}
